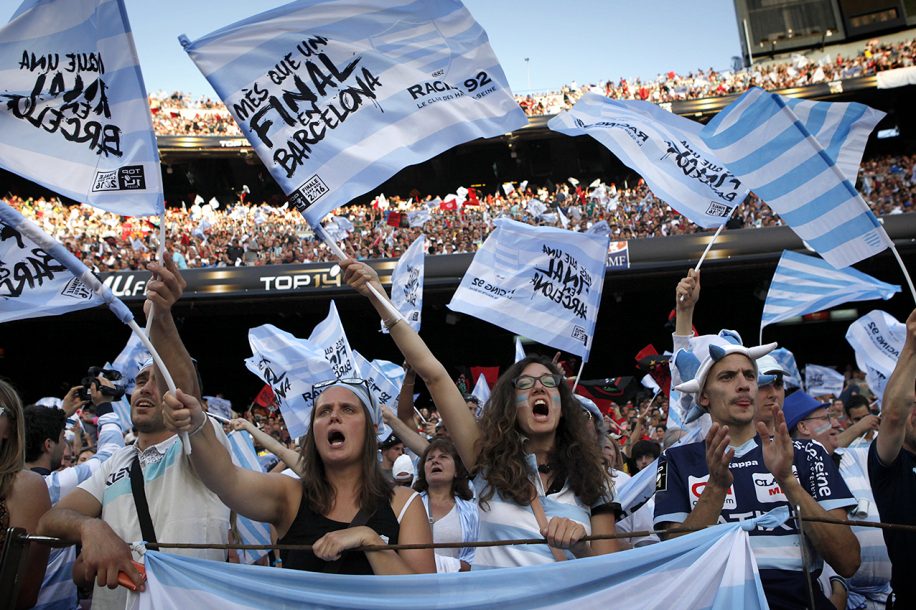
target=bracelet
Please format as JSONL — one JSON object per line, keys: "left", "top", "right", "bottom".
{"left": 383, "top": 315, "right": 404, "bottom": 330}
{"left": 188, "top": 415, "right": 208, "bottom": 437}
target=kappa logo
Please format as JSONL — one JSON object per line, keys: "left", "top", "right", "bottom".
{"left": 688, "top": 475, "right": 736, "bottom": 509}
{"left": 91, "top": 165, "right": 146, "bottom": 192}
{"left": 752, "top": 472, "right": 787, "bottom": 503}
{"left": 60, "top": 277, "right": 94, "bottom": 301}
{"left": 369, "top": 20, "right": 453, "bottom": 79}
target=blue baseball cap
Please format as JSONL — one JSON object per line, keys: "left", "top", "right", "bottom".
{"left": 782, "top": 391, "right": 829, "bottom": 431}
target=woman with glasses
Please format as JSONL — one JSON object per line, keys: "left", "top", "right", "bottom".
{"left": 162, "top": 378, "right": 435, "bottom": 575}
{"left": 342, "top": 260, "right": 618, "bottom": 569}
{"left": 0, "top": 380, "right": 51, "bottom": 608}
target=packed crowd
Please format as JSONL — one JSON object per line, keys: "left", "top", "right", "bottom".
{"left": 6, "top": 152, "right": 914, "bottom": 273}
{"left": 146, "top": 37, "right": 916, "bottom": 136}
{"left": 3, "top": 251, "right": 913, "bottom": 609}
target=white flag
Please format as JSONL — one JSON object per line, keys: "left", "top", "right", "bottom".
{"left": 804, "top": 364, "right": 845, "bottom": 398}
{"left": 845, "top": 311, "right": 905, "bottom": 407}
{"left": 383, "top": 235, "right": 424, "bottom": 333}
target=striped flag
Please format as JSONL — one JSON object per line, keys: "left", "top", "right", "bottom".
{"left": 180, "top": 0, "right": 526, "bottom": 225}
{"left": 382, "top": 234, "right": 424, "bottom": 333}
{"left": 805, "top": 364, "right": 845, "bottom": 398}
{"left": 761, "top": 250, "right": 899, "bottom": 335}
{"left": 769, "top": 348, "right": 803, "bottom": 390}
{"left": 0, "top": 0, "right": 163, "bottom": 217}
{"left": 548, "top": 94, "right": 748, "bottom": 228}
{"left": 0, "top": 201, "right": 127, "bottom": 323}
{"left": 134, "top": 507, "right": 781, "bottom": 609}
{"left": 226, "top": 430, "right": 272, "bottom": 564}
{"left": 701, "top": 88, "right": 889, "bottom": 268}
{"left": 845, "top": 310, "right": 905, "bottom": 407}
{"left": 245, "top": 324, "right": 335, "bottom": 438}
{"left": 309, "top": 301, "right": 357, "bottom": 379}
{"left": 448, "top": 218, "right": 609, "bottom": 361}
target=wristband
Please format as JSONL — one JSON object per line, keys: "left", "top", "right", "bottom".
{"left": 383, "top": 315, "right": 404, "bottom": 330}
{"left": 189, "top": 415, "right": 208, "bottom": 437}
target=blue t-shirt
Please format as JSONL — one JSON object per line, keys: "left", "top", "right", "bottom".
{"left": 654, "top": 435, "right": 855, "bottom": 609}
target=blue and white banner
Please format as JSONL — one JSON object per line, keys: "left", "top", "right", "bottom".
{"left": 761, "top": 250, "right": 900, "bottom": 333}
{"left": 0, "top": 202, "right": 107, "bottom": 323}
{"left": 204, "top": 396, "right": 234, "bottom": 420}
{"left": 383, "top": 234, "right": 424, "bottom": 333}
{"left": 309, "top": 301, "right": 356, "bottom": 379}
{"left": 845, "top": 310, "right": 905, "bottom": 408}
{"left": 109, "top": 331, "right": 149, "bottom": 394}
{"left": 701, "top": 88, "right": 890, "bottom": 268}
{"left": 131, "top": 509, "right": 782, "bottom": 609}
{"left": 769, "top": 347, "right": 803, "bottom": 391}
{"left": 549, "top": 95, "right": 748, "bottom": 228}
{"left": 805, "top": 364, "right": 845, "bottom": 398}
{"left": 180, "top": 0, "right": 526, "bottom": 225}
{"left": 245, "top": 324, "right": 335, "bottom": 438}
{"left": 352, "top": 350, "right": 396, "bottom": 441}
{"left": 448, "top": 218, "right": 609, "bottom": 361}
{"left": 408, "top": 209, "right": 431, "bottom": 228}
{"left": 0, "top": 0, "right": 163, "bottom": 217}
{"left": 226, "top": 430, "right": 272, "bottom": 564}
{"left": 471, "top": 373, "right": 490, "bottom": 407}
{"left": 372, "top": 359, "right": 406, "bottom": 389}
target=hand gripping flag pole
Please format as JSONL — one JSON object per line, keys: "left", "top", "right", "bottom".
{"left": 0, "top": 204, "right": 191, "bottom": 453}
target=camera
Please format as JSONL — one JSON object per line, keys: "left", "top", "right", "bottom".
{"left": 78, "top": 366, "right": 126, "bottom": 403}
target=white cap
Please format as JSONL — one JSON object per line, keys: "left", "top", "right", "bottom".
{"left": 392, "top": 454, "right": 414, "bottom": 481}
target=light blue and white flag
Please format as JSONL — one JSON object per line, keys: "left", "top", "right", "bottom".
{"left": 309, "top": 301, "right": 356, "bottom": 379}
{"left": 761, "top": 250, "right": 900, "bottom": 334}
{"left": 805, "top": 364, "right": 845, "bottom": 398}
{"left": 371, "top": 359, "right": 406, "bottom": 389}
{"left": 448, "top": 218, "right": 609, "bottom": 361}
{"left": 470, "top": 373, "right": 490, "bottom": 408}
{"left": 514, "top": 336, "right": 526, "bottom": 363}
{"left": 352, "top": 351, "right": 397, "bottom": 442}
{"left": 226, "top": 430, "right": 272, "bottom": 565}
{"left": 769, "top": 347, "right": 803, "bottom": 390}
{"left": 109, "top": 330, "right": 149, "bottom": 394}
{"left": 0, "top": 202, "right": 109, "bottom": 323}
{"left": 587, "top": 220, "right": 610, "bottom": 236}
{"left": 701, "top": 88, "right": 890, "bottom": 268}
{"left": 245, "top": 324, "right": 335, "bottom": 438}
{"left": 0, "top": 0, "right": 163, "bottom": 217}
{"left": 549, "top": 94, "right": 748, "bottom": 228}
{"left": 407, "top": 209, "right": 431, "bottom": 228}
{"left": 383, "top": 234, "right": 424, "bottom": 333}
{"left": 180, "top": 0, "right": 526, "bottom": 225}
{"left": 845, "top": 310, "right": 905, "bottom": 408}
{"left": 133, "top": 507, "right": 780, "bottom": 609}
{"left": 527, "top": 199, "right": 547, "bottom": 217}
{"left": 204, "top": 396, "right": 233, "bottom": 420}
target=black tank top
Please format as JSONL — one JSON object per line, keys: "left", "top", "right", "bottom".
{"left": 279, "top": 492, "right": 401, "bottom": 575}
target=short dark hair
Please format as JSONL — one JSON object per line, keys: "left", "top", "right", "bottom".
{"left": 845, "top": 394, "right": 870, "bottom": 416}
{"left": 24, "top": 405, "right": 67, "bottom": 463}
{"left": 631, "top": 439, "right": 661, "bottom": 462}
{"left": 413, "top": 438, "right": 473, "bottom": 501}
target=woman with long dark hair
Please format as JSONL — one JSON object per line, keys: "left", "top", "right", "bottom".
{"left": 163, "top": 379, "right": 434, "bottom": 575}
{"left": 0, "top": 379, "right": 51, "bottom": 608}
{"left": 342, "top": 260, "right": 618, "bottom": 569}
{"left": 413, "top": 438, "right": 478, "bottom": 572}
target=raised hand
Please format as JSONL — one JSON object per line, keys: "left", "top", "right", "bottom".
{"left": 676, "top": 269, "right": 700, "bottom": 310}
{"left": 704, "top": 422, "right": 734, "bottom": 490}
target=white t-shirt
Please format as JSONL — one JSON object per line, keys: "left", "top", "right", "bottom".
{"left": 79, "top": 422, "right": 233, "bottom": 610}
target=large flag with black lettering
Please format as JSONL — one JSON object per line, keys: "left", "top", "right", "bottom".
{"left": 0, "top": 0, "right": 163, "bottom": 217}
{"left": 845, "top": 310, "right": 905, "bottom": 407}
{"left": 245, "top": 324, "right": 335, "bottom": 438}
{"left": 761, "top": 250, "right": 899, "bottom": 335}
{"left": 383, "top": 234, "right": 424, "bottom": 333}
{"left": 132, "top": 508, "right": 782, "bottom": 609}
{"left": 180, "top": 0, "right": 526, "bottom": 225}
{"left": 701, "top": 88, "right": 889, "bottom": 268}
{"left": 548, "top": 94, "right": 748, "bottom": 228}
{"left": 309, "top": 301, "right": 356, "bottom": 379}
{"left": 0, "top": 201, "right": 107, "bottom": 322}
{"left": 448, "top": 218, "right": 609, "bottom": 361}
{"left": 226, "top": 430, "right": 272, "bottom": 564}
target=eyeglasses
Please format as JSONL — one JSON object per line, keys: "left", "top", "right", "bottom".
{"left": 0, "top": 406, "right": 14, "bottom": 420}
{"left": 802, "top": 414, "right": 836, "bottom": 423}
{"left": 512, "top": 374, "right": 563, "bottom": 390}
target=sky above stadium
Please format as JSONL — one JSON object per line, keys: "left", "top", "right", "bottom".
{"left": 2, "top": 0, "right": 744, "bottom": 96}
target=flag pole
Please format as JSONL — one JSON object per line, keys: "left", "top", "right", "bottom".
{"left": 694, "top": 224, "right": 725, "bottom": 273}
{"left": 144, "top": 211, "right": 168, "bottom": 335}
{"left": 571, "top": 359, "right": 585, "bottom": 393}
{"left": 889, "top": 242, "right": 916, "bottom": 305}
{"left": 314, "top": 224, "right": 403, "bottom": 320}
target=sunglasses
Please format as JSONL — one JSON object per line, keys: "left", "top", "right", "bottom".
{"left": 513, "top": 373, "right": 564, "bottom": 390}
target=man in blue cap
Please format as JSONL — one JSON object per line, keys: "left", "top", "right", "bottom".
{"left": 787, "top": 391, "right": 891, "bottom": 610}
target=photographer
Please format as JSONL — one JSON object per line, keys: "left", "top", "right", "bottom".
{"left": 25, "top": 370, "right": 125, "bottom": 610}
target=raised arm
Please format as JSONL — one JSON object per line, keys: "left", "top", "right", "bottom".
{"left": 876, "top": 308, "right": 916, "bottom": 465}
{"left": 382, "top": 408, "right": 429, "bottom": 456}
{"left": 396, "top": 366, "right": 419, "bottom": 426}
{"left": 145, "top": 255, "right": 200, "bottom": 398}
{"left": 231, "top": 418, "right": 302, "bottom": 475}
{"left": 674, "top": 269, "right": 700, "bottom": 340}
{"left": 163, "top": 390, "right": 300, "bottom": 535}
{"left": 340, "top": 259, "right": 480, "bottom": 471}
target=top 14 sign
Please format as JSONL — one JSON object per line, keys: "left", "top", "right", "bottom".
{"left": 181, "top": 0, "right": 526, "bottom": 224}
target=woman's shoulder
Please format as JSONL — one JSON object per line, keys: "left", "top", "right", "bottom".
{"left": 11, "top": 469, "right": 48, "bottom": 499}
{"left": 390, "top": 486, "right": 421, "bottom": 518}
